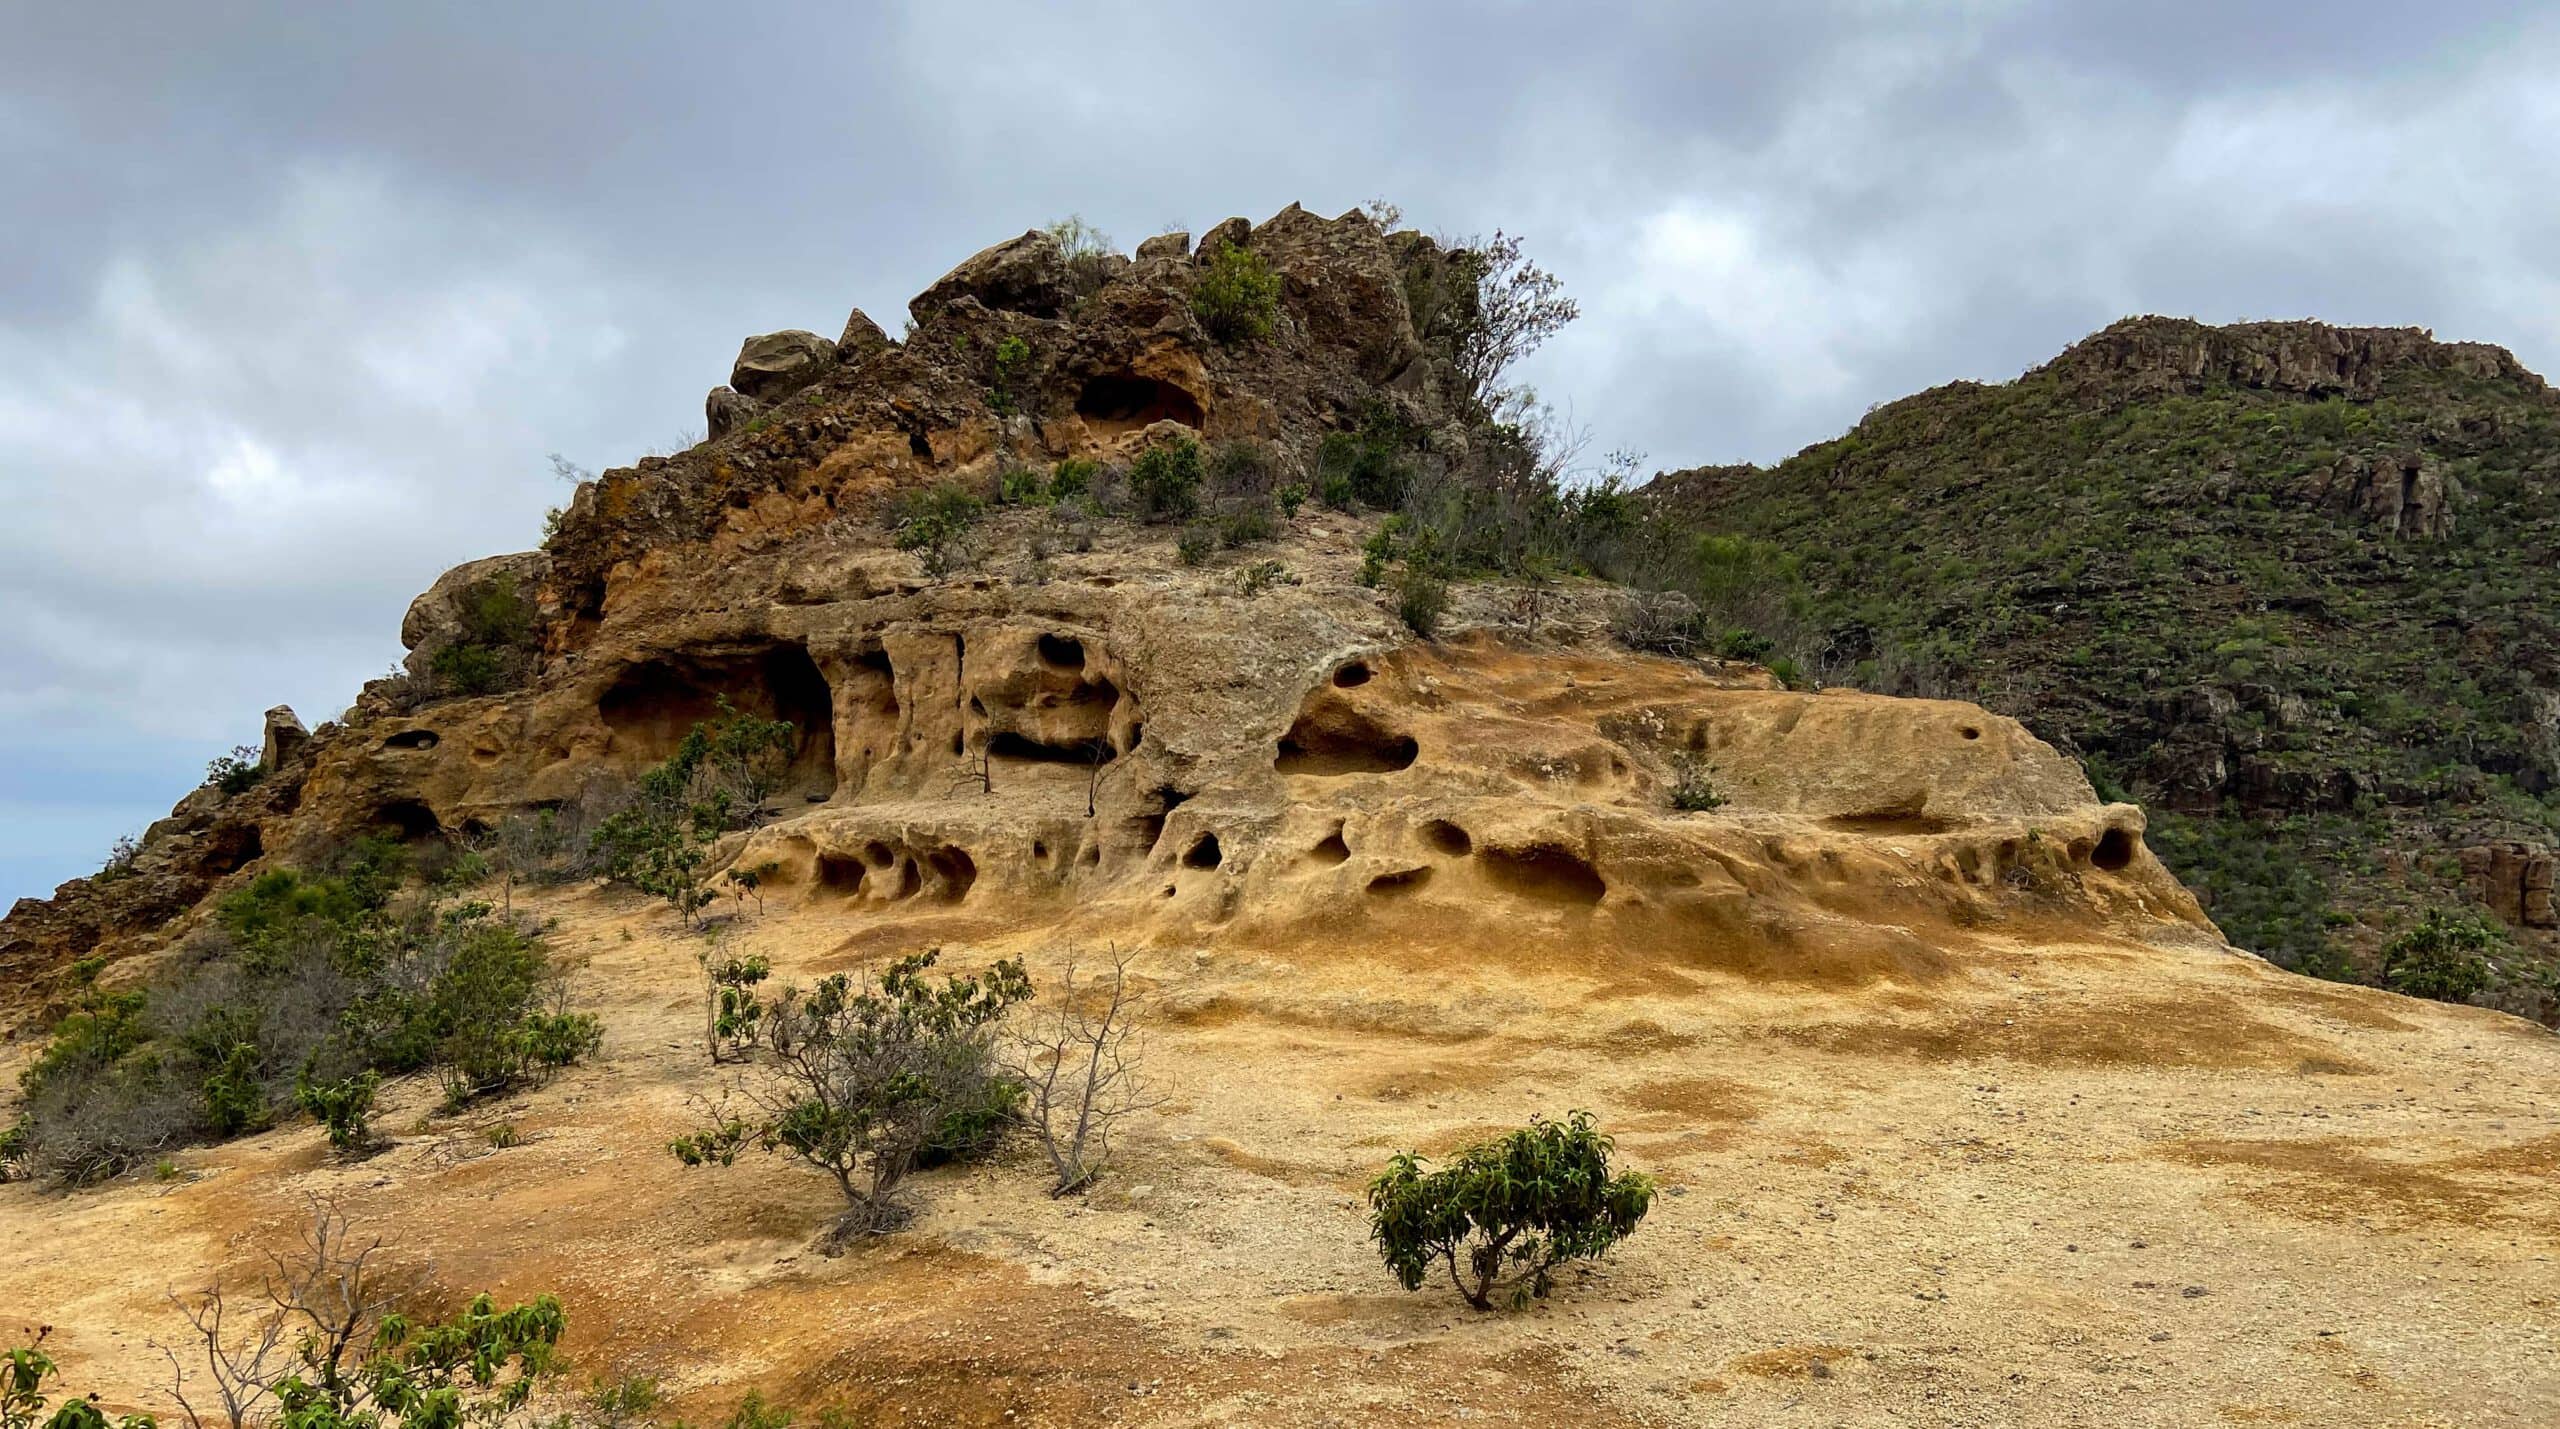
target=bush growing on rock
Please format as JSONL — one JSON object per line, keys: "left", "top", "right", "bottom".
{"left": 1191, "top": 245, "right": 1280, "bottom": 342}
{"left": 671, "top": 950, "right": 1030, "bottom": 1240}
{"left": 1367, "top": 1111, "right": 1654, "bottom": 1311}
{"left": 2380, "top": 910, "right": 2500, "bottom": 1003}
{"left": 1130, "top": 436, "right": 1205, "bottom": 522}
{"left": 427, "top": 571, "right": 540, "bottom": 697}
{"left": 1665, "top": 753, "right": 1724, "bottom": 812}
{"left": 202, "top": 745, "right": 262, "bottom": 797}
{"left": 891, "top": 482, "right": 984, "bottom": 578}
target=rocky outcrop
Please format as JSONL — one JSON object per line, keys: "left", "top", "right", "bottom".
{"left": 2462, "top": 842, "right": 2557, "bottom": 929}
{"left": 2039, "top": 316, "right": 2547, "bottom": 406}
{"left": 260, "top": 706, "right": 308, "bottom": 770}
{"left": 399, "top": 550, "right": 550, "bottom": 677}
{"left": 2294, "top": 452, "right": 2459, "bottom": 539}
{"left": 729, "top": 330, "right": 837, "bottom": 401}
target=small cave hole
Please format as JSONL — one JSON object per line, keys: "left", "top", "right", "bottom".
{"left": 1037, "top": 634, "right": 1087, "bottom": 671}
{"left": 1155, "top": 786, "right": 1194, "bottom": 814}
{"left": 1075, "top": 373, "right": 1204, "bottom": 436}
{"left": 373, "top": 799, "right": 444, "bottom": 842}
{"left": 1478, "top": 844, "right": 1607, "bottom": 907}
{"left": 1184, "top": 833, "right": 1223, "bottom": 870}
{"left": 1332, "top": 660, "right": 1372, "bottom": 689}
{"left": 1134, "top": 812, "right": 1167, "bottom": 853}
{"left": 924, "top": 845, "right": 978, "bottom": 902}
{"left": 1366, "top": 866, "right": 1434, "bottom": 898}
{"left": 1419, "top": 820, "right": 1473, "bottom": 858}
{"left": 1959, "top": 725, "right": 1982, "bottom": 741}
{"left": 203, "top": 824, "right": 262, "bottom": 876}
{"left": 1310, "top": 828, "right": 1351, "bottom": 865}
{"left": 382, "top": 729, "right": 440, "bottom": 751}
{"left": 1032, "top": 840, "right": 1050, "bottom": 859}
{"left": 990, "top": 731, "right": 1115, "bottom": 764}
{"left": 817, "top": 851, "right": 868, "bottom": 895}
{"left": 2091, "top": 826, "right": 2136, "bottom": 872}
{"left": 908, "top": 430, "right": 934, "bottom": 461}
{"left": 1275, "top": 702, "right": 1419, "bottom": 776}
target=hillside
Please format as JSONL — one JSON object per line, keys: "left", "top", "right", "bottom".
{"left": 3, "top": 216, "right": 2558, "bottom": 1429}
{"left": 1649, "top": 317, "right": 2560, "bottom": 1015}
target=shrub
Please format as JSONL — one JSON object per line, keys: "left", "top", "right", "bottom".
{"left": 2380, "top": 910, "right": 2500, "bottom": 1003}
{"left": 1395, "top": 568, "right": 1449, "bottom": 638}
{"left": 701, "top": 950, "right": 773, "bottom": 1064}
{"left": 996, "top": 461, "right": 1047, "bottom": 505}
{"left": 1175, "top": 526, "right": 1215, "bottom": 567}
{"left": 1048, "top": 457, "right": 1098, "bottom": 502}
{"left": 427, "top": 573, "right": 540, "bottom": 697}
{"left": 204, "top": 745, "right": 263, "bottom": 796}
{"left": 1277, "top": 483, "right": 1308, "bottom": 518}
{"left": 1666, "top": 754, "right": 1724, "bottom": 812}
{"left": 1129, "top": 437, "right": 1204, "bottom": 522}
{"left": 891, "top": 482, "right": 984, "bottom": 578}
{"left": 988, "top": 335, "right": 1033, "bottom": 416}
{"left": 588, "top": 700, "right": 796, "bottom": 926}
{"left": 671, "top": 950, "right": 1029, "bottom": 1239}
{"left": 1005, "top": 948, "right": 1159, "bottom": 1195}
{"left": 13, "top": 857, "right": 596, "bottom": 1184}
{"left": 1043, "top": 215, "right": 1117, "bottom": 300}
{"left": 294, "top": 1068, "right": 381, "bottom": 1152}
{"left": 1367, "top": 1111, "right": 1654, "bottom": 1310}
{"left": 1235, "top": 559, "right": 1294, "bottom": 596}
{"left": 1218, "top": 503, "right": 1277, "bottom": 548}
{"left": 1317, "top": 410, "right": 1420, "bottom": 510}
{"left": 1192, "top": 245, "right": 1281, "bottom": 343}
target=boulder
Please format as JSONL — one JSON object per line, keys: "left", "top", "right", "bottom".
{"left": 908, "top": 231, "right": 1071, "bottom": 325}
{"left": 706, "top": 385, "right": 761, "bottom": 440}
{"left": 837, "top": 308, "right": 892, "bottom": 360}
{"left": 730, "top": 330, "right": 837, "bottom": 401}
{"left": 1135, "top": 232, "right": 1190, "bottom": 264}
{"left": 2461, "top": 842, "right": 2557, "bottom": 928}
{"left": 400, "top": 551, "right": 551, "bottom": 672}
{"left": 1196, "top": 217, "right": 1252, "bottom": 261}
{"left": 260, "top": 706, "right": 309, "bottom": 770}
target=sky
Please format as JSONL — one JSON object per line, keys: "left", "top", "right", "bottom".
{"left": 5, "top": 1, "right": 2559, "bottom": 906}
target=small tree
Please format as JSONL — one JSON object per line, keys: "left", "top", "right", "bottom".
{"left": 1191, "top": 246, "right": 1280, "bottom": 343}
{"left": 671, "top": 951, "right": 1030, "bottom": 1240}
{"left": 1005, "top": 947, "right": 1161, "bottom": 1195}
{"left": 1664, "top": 754, "right": 1723, "bottom": 812}
{"left": 204, "top": 747, "right": 263, "bottom": 797}
{"left": 1367, "top": 1111, "right": 1654, "bottom": 1311}
{"left": 699, "top": 949, "right": 772, "bottom": 1065}
{"left": 2380, "top": 910, "right": 2500, "bottom": 1003}
{"left": 293, "top": 1069, "right": 381, "bottom": 1154}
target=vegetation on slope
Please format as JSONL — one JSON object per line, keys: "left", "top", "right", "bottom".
{"left": 1648, "top": 318, "right": 2560, "bottom": 1015}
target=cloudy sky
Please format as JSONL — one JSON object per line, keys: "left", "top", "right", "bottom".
{"left": 5, "top": 1, "right": 2558, "bottom": 905}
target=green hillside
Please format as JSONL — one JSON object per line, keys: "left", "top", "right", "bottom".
{"left": 1649, "top": 317, "right": 2560, "bottom": 1017}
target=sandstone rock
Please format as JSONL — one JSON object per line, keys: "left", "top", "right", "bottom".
{"left": 706, "top": 385, "right": 761, "bottom": 439}
{"left": 730, "top": 329, "right": 838, "bottom": 401}
{"left": 1135, "top": 232, "right": 1190, "bottom": 264}
{"left": 1196, "top": 217, "right": 1252, "bottom": 261}
{"left": 399, "top": 551, "right": 550, "bottom": 674}
{"left": 838, "top": 308, "right": 891, "bottom": 359}
{"left": 2461, "top": 842, "right": 2557, "bottom": 928}
{"left": 908, "top": 230, "right": 1072, "bottom": 324}
{"left": 260, "top": 706, "right": 308, "bottom": 770}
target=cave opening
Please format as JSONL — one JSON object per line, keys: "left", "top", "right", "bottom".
{"left": 1074, "top": 373, "right": 1204, "bottom": 437}
{"left": 599, "top": 642, "right": 839, "bottom": 799}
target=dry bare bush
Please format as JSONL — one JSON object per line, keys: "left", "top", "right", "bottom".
{"left": 1005, "top": 947, "right": 1163, "bottom": 1195}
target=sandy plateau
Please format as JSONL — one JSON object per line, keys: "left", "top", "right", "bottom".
{"left": 7, "top": 866, "right": 2558, "bottom": 1427}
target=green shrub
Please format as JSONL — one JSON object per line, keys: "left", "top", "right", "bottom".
{"left": 701, "top": 951, "right": 773, "bottom": 1064}
{"left": 2380, "top": 910, "right": 2500, "bottom": 1003}
{"left": 204, "top": 745, "right": 263, "bottom": 796}
{"left": 1218, "top": 503, "right": 1276, "bottom": 548}
{"left": 1395, "top": 568, "right": 1449, "bottom": 638}
{"left": 294, "top": 1068, "right": 381, "bottom": 1152}
{"left": 1317, "top": 410, "right": 1420, "bottom": 510}
{"left": 1048, "top": 457, "right": 1098, "bottom": 501}
{"left": 671, "top": 951, "right": 1030, "bottom": 1238}
{"left": 996, "top": 462, "right": 1048, "bottom": 505}
{"left": 989, "top": 335, "right": 1033, "bottom": 416}
{"left": 891, "top": 482, "right": 984, "bottom": 578}
{"left": 1277, "top": 483, "right": 1308, "bottom": 517}
{"left": 1192, "top": 245, "right": 1280, "bottom": 343}
{"left": 1666, "top": 754, "right": 1724, "bottom": 812}
{"left": 1367, "top": 1111, "right": 1654, "bottom": 1310}
{"left": 428, "top": 573, "right": 540, "bottom": 696}
{"left": 13, "top": 856, "right": 596, "bottom": 1185}
{"left": 1175, "top": 525, "right": 1216, "bottom": 567}
{"left": 4, "top": 1327, "right": 155, "bottom": 1429}
{"left": 1130, "top": 437, "right": 1205, "bottom": 521}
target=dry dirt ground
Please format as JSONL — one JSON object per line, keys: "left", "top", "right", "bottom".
{"left": 6, "top": 881, "right": 2558, "bottom": 1428}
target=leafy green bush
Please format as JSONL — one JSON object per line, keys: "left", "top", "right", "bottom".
{"left": 13, "top": 856, "right": 596, "bottom": 1185}
{"left": 672, "top": 950, "right": 1030, "bottom": 1238}
{"left": 1192, "top": 245, "right": 1280, "bottom": 343}
{"left": 2380, "top": 910, "right": 2500, "bottom": 1003}
{"left": 1395, "top": 568, "right": 1449, "bottom": 638}
{"left": 996, "top": 462, "right": 1048, "bottom": 505}
{"left": 1367, "top": 1111, "right": 1654, "bottom": 1310}
{"left": 588, "top": 698, "right": 797, "bottom": 926}
{"left": 1048, "top": 457, "right": 1098, "bottom": 501}
{"left": 294, "top": 1068, "right": 381, "bottom": 1152}
{"left": 428, "top": 573, "right": 540, "bottom": 697}
{"left": 1317, "top": 409, "right": 1421, "bottom": 510}
{"left": 1175, "top": 526, "right": 1215, "bottom": 566}
{"left": 1130, "top": 437, "right": 1204, "bottom": 521}
{"left": 1277, "top": 483, "right": 1308, "bottom": 517}
{"left": 891, "top": 482, "right": 984, "bottom": 578}
{"left": 701, "top": 950, "right": 772, "bottom": 1064}
{"left": 989, "top": 335, "right": 1033, "bottom": 416}
{"left": 5, "top": 1327, "right": 154, "bottom": 1429}
{"left": 1666, "top": 754, "right": 1724, "bottom": 811}
{"left": 204, "top": 745, "right": 263, "bottom": 796}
